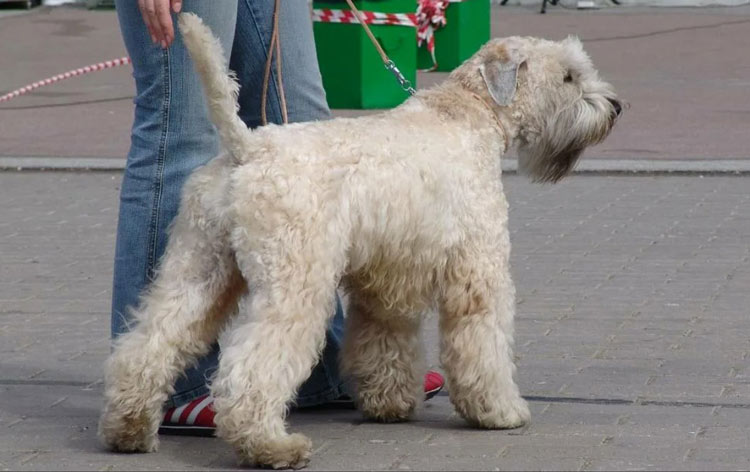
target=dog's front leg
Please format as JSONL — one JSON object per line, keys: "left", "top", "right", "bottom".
{"left": 340, "top": 289, "right": 424, "bottom": 423}
{"left": 438, "top": 243, "right": 530, "bottom": 429}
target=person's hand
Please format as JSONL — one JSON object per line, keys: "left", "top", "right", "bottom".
{"left": 138, "top": 0, "right": 182, "bottom": 49}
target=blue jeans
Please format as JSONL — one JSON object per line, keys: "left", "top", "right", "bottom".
{"left": 112, "top": 0, "right": 346, "bottom": 408}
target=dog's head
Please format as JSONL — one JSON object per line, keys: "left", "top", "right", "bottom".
{"left": 449, "top": 36, "right": 622, "bottom": 182}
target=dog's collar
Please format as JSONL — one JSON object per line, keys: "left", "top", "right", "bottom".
{"left": 469, "top": 92, "right": 508, "bottom": 154}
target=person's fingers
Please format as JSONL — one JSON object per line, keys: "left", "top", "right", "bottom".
{"left": 154, "top": 0, "right": 174, "bottom": 48}
{"left": 140, "top": 0, "right": 172, "bottom": 48}
{"left": 171, "top": 0, "right": 182, "bottom": 13}
{"left": 138, "top": 0, "right": 158, "bottom": 44}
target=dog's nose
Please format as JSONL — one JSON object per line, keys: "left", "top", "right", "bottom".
{"left": 608, "top": 98, "right": 622, "bottom": 117}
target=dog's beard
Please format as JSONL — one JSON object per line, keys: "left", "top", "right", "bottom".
{"left": 518, "top": 96, "right": 616, "bottom": 183}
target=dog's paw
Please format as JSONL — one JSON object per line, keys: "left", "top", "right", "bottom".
{"left": 475, "top": 396, "right": 531, "bottom": 430}
{"left": 357, "top": 383, "right": 419, "bottom": 423}
{"left": 98, "top": 406, "right": 159, "bottom": 453}
{"left": 242, "top": 433, "right": 313, "bottom": 470}
{"left": 360, "top": 397, "right": 417, "bottom": 423}
{"left": 453, "top": 393, "right": 531, "bottom": 430}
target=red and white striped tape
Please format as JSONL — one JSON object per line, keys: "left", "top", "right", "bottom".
{"left": 417, "top": 0, "right": 465, "bottom": 70}
{"left": 0, "top": 1, "right": 469, "bottom": 104}
{"left": 312, "top": 8, "right": 418, "bottom": 27}
{"left": 0, "top": 56, "right": 131, "bottom": 104}
{"left": 313, "top": 1, "right": 465, "bottom": 72}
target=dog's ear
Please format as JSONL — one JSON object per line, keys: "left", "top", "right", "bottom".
{"left": 479, "top": 47, "right": 526, "bottom": 106}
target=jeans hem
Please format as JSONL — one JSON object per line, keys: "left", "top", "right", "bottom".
{"left": 166, "top": 383, "right": 348, "bottom": 410}
{"left": 166, "top": 384, "right": 211, "bottom": 409}
{"left": 295, "top": 383, "right": 348, "bottom": 408}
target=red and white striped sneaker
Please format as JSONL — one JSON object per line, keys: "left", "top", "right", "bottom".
{"left": 159, "top": 371, "right": 445, "bottom": 436}
{"left": 159, "top": 394, "right": 216, "bottom": 436}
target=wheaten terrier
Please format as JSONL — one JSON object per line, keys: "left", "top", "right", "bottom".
{"left": 99, "top": 12, "right": 622, "bottom": 469}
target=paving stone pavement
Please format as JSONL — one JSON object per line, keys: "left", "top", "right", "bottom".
{"left": 1, "top": 172, "right": 749, "bottom": 471}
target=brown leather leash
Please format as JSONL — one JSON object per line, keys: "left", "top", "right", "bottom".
{"left": 343, "top": 0, "right": 417, "bottom": 96}
{"left": 261, "top": 0, "right": 506, "bottom": 151}
{"left": 260, "top": 0, "right": 417, "bottom": 126}
{"left": 342, "top": 2, "right": 507, "bottom": 147}
{"left": 260, "top": 0, "right": 287, "bottom": 125}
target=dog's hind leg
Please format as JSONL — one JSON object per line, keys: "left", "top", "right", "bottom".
{"left": 211, "top": 228, "right": 346, "bottom": 469}
{"left": 340, "top": 289, "right": 423, "bottom": 423}
{"left": 438, "top": 242, "right": 530, "bottom": 430}
{"left": 99, "top": 157, "right": 244, "bottom": 453}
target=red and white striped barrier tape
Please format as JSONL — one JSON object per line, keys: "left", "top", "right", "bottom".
{"left": 313, "top": 1, "right": 465, "bottom": 72}
{"left": 0, "top": 56, "right": 131, "bottom": 104}
{"left": 1, "top": 2, "right": 468, "bottom": 104}
{"left": 417, "top": 0, "right": 464, "bottom": 70}
{"left": 312, "top": 8, "right": 418, "bottom": 27}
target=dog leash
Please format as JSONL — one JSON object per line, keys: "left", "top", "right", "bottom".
{"left": 263, "top": 0, "right": 505, "bottom": 152}
{"left": 2, "top": 1, "right": 414, "bottom": 112}
{"left": 343, "top": 0, "right": 506, "bottom": 150}
{"left": 260, "top": 0, "right": 416, "bottom": 126}
{"left": 343, "top": 0, "right": 417, "bottom": 97}
{"left": 260, "top": 0, "right": 287, "bottom": 125}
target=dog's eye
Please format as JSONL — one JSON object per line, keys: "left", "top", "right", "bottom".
{"left": 563, "top": 72, "right": 573, "bottom": 83}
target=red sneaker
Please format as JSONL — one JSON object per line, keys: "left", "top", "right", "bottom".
{"left": 424, "top": 370, "right": 445, "bottom": 400}
{"left": 159, "top": 371, "right": 445, "bottom": 436}
{"left": 159, "top": 394, "right": 215, "bottom": 436}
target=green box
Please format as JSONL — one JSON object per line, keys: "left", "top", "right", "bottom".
{"left": 313, "top": 0, "right": 418, "bottom": 109}
{"left": 417, "top": 0, "right": 490, "bottom": 72}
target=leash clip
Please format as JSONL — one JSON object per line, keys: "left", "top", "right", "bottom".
{"left": 385, "top": 60, "right": 416, "bottom": 96}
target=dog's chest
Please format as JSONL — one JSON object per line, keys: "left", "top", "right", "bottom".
{"left": 344, "top": 251, "right": 441, "bottom": 317}
{"left": 343, "top": 214, "right": 457, "bottom": 316}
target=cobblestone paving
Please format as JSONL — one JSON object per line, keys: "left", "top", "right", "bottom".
{"left": 0, "top": 172, "right": 748, "bottom": 470}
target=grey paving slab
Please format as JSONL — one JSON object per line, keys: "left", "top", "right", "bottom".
{"left": 1, "top": 173, "right": 750, "bottom": 470}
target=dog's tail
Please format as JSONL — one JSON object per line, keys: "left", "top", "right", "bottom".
{"left": 178, "top": 13, "right": 251, "bottom": 164}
